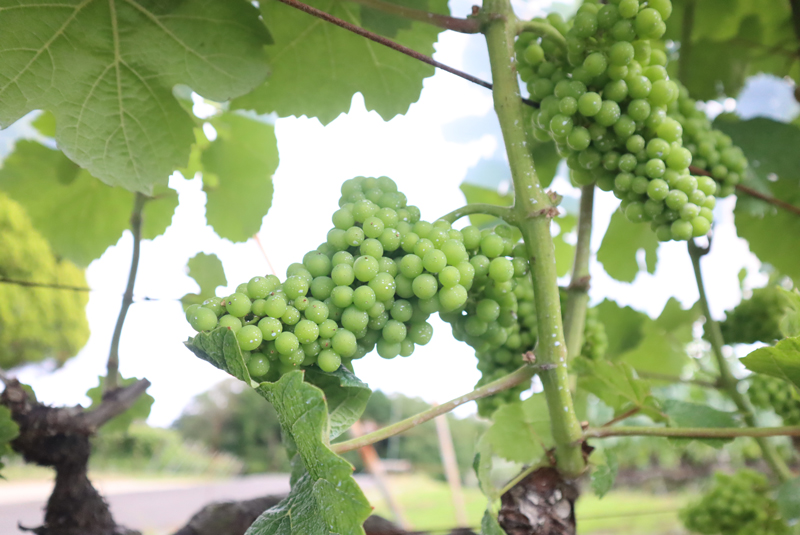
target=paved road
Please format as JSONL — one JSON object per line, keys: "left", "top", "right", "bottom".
{"left": 0, "top": 474, "right": 370, "bottom": 534}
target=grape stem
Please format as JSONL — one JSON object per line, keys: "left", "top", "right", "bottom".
{"left": 688, "top": 241, "right": 794, "bottom": 482}
{"left": 330, "top": 364, "right": 537, "bottom": 454}
{"left": 636, "top": 371, "right": 721, "bottom": 389}
{"left": 483, "top": 0, "right": 585, "bottom": 477}
{"left": 677, "top": 0, "right": 695, "bottom": 83}
{"left": 105, "top": 193, "right": 147, "bottom": 394}
{"left": 439, "top": 203, "right": 515, "bottom": 224}
{"left": 516, "top": 20, "right": 568, "bottom": 50}
{"left": 349, "top": 0, "right": 480, "bottom": 33}
{"left": 688, "top": 165, "right": 800, "bottom": 218}
{"left": 562, "top": 185, "right": 594, "bottom": 361}
{"left": 585, "top": 425, "right": 800, "bottom": 439}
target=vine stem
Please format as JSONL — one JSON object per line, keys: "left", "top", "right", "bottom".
{"left": 516, "top": 20, "right": 567, "bottom": 50}
{"left": 106, "top": 193, "right": 146, "bottom": 394}
{"left": 562, "top": 185, "right": 594, "bottom": 360}
{"left": 349, "top": 0, "right": 480, "bottom": 33}
{"left": 330, "top": 365, "right": 536, "bottom": 454}
{"left": 636, "top": 371, "right": 720, "bottom": 389}
{"left": 586, "top": 425, "right": 800, "bottom": 439}
{"left": 483, "top": 0, "right": 584, "bottom": 477}
{"left": 688, "top": 241, "right": 793, "bottom": 482}
{"left": 439, "top": 203, "right": 515, "bottom": 224}
{"left": 688, "top": 165, "right": 800, "bottom": 218}
{"left": 677, "top": 0, "right": 694, "bottom": 83}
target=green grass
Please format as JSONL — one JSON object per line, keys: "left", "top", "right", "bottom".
{"left": 365, "top": 475, "right": 692, "bottom": 534}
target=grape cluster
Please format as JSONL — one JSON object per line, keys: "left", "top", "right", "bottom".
{"left": 718, "top": 286, "right": 789, "bottom": 345}
{"left": 680, "top": 470, "right": 789, "bottom": 535}
{"left": 748, "top": 374, "right": 800, "bottom": 425}
{"left": 580, "top": 305, "right": 608, "bottom": 360}
{"left": 187, "top": 176, "right": 477, "bottom": 381}
{"left": 517, "top": 0, "right": 718, "bottom": 241}
{"left": 670, "top": 82, "right": 748, "bottom": 198}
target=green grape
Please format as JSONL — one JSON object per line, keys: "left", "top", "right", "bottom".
{"left": 247, "top": 354, "right": 270, "bottom": 378}
{"left": 344, "top": 226, "right": 365, "bottom": 247}
{"left": 258, "top": 317, "right": 282, "bottom": 341}
{"left": 187, "top": 306, "right": 218, "bottom": 332}
{"left": 360, "top": 238, "right": 384, "bottom": 259}
{"left": 440, "top": 285, "right": 468, "bottom": 311}
{"left": 219, "top": 315, "right": 243, "bottom": 333}
{"left": 294, "top": 319, "right": 320, "bottom": 344}
{"left": 422, "top": 249, "right": 447, "bottom": 273}
{"left": 236, "top": 325, "right": 263, "bottom": 351}
{"left": 439, "top": 266, "right": 461, "bottom": 288}
{"left": 331, "top": 264, "right": 355, "bottom": 286}
{"left": 670, "top": 219, "right": 693, "bottom": 241}
{"left": 318, "top": 319, "right": 338, "bottom": 339}
{"left": 275, "top": 332, "right": 299, "bottom": 355}
{"left": 382, "top": 320, "right": 407, "bottom": 343}
{"left": 524, "top": 43, "right": 545, "bottom": 65}
{"left": 353, "top": 256, "right": 379, "bottom": 282}
{"left": 369, "top": 273, "right": 397, "bottom": 302}
{"left": 225, "top": 293, "right": 252, "bottom": 318}
{"left": 342, "top": 306, "right": 369, "bottom": 332}
{"left": 376, "top": 338, "right": 401, "bottom": 359}
{"left": 332, "top": 329, "right": 357, "bottom": 357}
{"left": 304, "top": 300, "right": 329, "bottom": 324}
{"left": 281, "top": 306, "right": 301, "bottom": 326}
{"left": 578, "top": 92, "right": 603, "bottom": 116}
{"left": 317, "top": 349, "right": 342, "bottom": 372}
{"left": 353, "top": 286, "right": 377, "bottom": 310}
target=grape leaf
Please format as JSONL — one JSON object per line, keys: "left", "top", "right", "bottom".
{"left": 0, "top": 0, "right": 271, "bottom": 194}
{"left": 662, "top": 399, "right": 739, "bottom": 448}
{"left": 460, "top": 179, "right": 513, "bottom": 228}
{"left": 234, "top": 0, "right": 446, "bottom": 124}
{"left": 0, "top": 406, "right": 20, "bottom": 475}
{"left": 0, "top": 140, "right": 178, "bottom": 266}
{"left": 777, "top": 477, "right": 800, "bottom": 523}
{"left": 480, "top": 509, "right": 505, "bottom": 535}
{"left": 185, "top": 327, "right": 253, "bottom": 384}
{"left": 86, "top": 375, "right": 154, "bottom": 434}
{"left": 740, "top": 336, "right": 800, "bottom": 390}
{"left": 574, "top": 359, "right": 663, "bottom": 421}
{"left": 483, "top": 394, "right": 552, "bottom": 464}
{"left": 595, "top": 299, "right": 649, "bottom": 359}
{"left": 473, "top": 434, "right": 497, "bottom": 500}
{"left": 201, "top": 113, "right": 278, "bottom": 242}
{"left": 597, "top": 210, "right": 659, "bottom": 283}
{"left": 248, "top": 371, "right": 371, "bottom": 535}
{"left": 181, "top": 253, "right": 227, "bottom": 309}
{"left": 713, "top": 118, "right": 800, "bottom": 286}
{"left": 305, "top": 367, "right": 370, "bottom": 440}
{"left": 589, "top": 448, "right": 617, "bottom": 499}
{"left": 779, "top": 288, "right": 800, "bottom": 338}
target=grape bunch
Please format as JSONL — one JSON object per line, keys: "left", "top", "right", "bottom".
{"left": 517, "top": 0, "right": 719, "bottom": 241}
{"left": 717, "top": 286, "right": 790, "bottom": 345}
{"left": 186, "top": 176, "right": 475, "bottom": 382}
{"left": 680, "top": 470, "right": 789, "bottom": 535}
{"left": 669, "top": 82, "right": 748, "bottom": 198}
{"left": 748, "top": 374, "right": 800, "bottom": 426}
{"left": 580, "top": 305, "right": 608, "bottom": 360}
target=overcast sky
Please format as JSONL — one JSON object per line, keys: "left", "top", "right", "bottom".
{"left": 4, "top": 0, "right": 798, "bottom": 426}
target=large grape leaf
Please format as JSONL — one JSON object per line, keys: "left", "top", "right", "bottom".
{"left": 480, "top": 509, "right": 505, "bottom": 535}
{"left": 713, "top": 118, "right": 800, "bottom": 286}
{"left": 483, "top": 394, "right": 552, "bottom": 464}
{"left": 86, "top": 375, "right": 154, "bottom": 434}
{"left": 201, "top": 113, "right": 277, "bottom": 242}
{"left": 0, "top": 140, "right": 177, "bottom": 266}
{"left": 305, "top": 367, "right": 371, "bottom": 440}
{"left": 588, "top": 448, "right": 617, "bottom": 499}
{"left": 595, "top": 299, "right": 649, "bottom": 359}
{"left": 233, "top": 0, "right": 447, "bottom": 124}
{"left": 473, "top": 435, "right": 497, "bottom": 500}
{"left": 740, "top": 336, "right": 800, "bottom": 390}
{"left": 181, "top": 253, "right": 227, "bottom": 309}
{"left": 0, "top": 0, "right": 271, "bottom": 193}
{"left": 185, "top": 327, "right": 253, "bottom": 384}
{"left": 248, "top": 371, "right": 371, "bottom": 535}
{"left": 662, "top": 399, "right": 739, "bottom": 448}
{"left": 597, "top": 210, "right": 659, "bottom": 283}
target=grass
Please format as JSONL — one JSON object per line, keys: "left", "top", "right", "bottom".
{"left": 365, "top": 474, "right": 692, "bottom": 534}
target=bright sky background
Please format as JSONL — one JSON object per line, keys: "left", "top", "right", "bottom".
{"left": 5, "top": 0, "right": 799, "bottom": 426}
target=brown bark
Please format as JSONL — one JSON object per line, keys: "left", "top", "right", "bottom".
{"left": 498, "top": 467, "right": 578, "bottom": 535}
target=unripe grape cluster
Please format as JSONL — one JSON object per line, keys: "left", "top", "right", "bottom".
{"left": 748, "top": 374, "right": 800, "bottom": 426}
{"left": 717, "top": 287, "right": 789, "bottom": 345}
{"left": 579, "top": 305, "right": 608, "bottom": 360}
{"left": 680, "top": 470, "right": 789, "bottom": 535}
{"left": 517, "top": 0, "right": 719, "bottom": 242}
{"left": 670, "top": 82, "right": 748, "bottom": 198}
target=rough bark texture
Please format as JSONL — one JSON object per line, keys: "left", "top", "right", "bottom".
{"left": 2, "top": 379, "right": 143, "bottom": 535}
{"left": 498, "top": 467, "right": 578, "bottom": 535}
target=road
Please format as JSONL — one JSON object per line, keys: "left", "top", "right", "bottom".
{"left": 0, "top": 473, "right": 372, "bottom": 534}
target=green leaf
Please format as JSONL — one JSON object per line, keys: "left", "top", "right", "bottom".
{"left": 597, "top": 210, "right": 659, "bottom": 283}
{"left": 575, "top": 359, "right": 663, "bottom": 421}
{"left": 740, "top": 336, "right": 800, "bottom": 390}
{"left": 480, "top": 509, "right": 505, "bottom": 535}
{"left": 662, "top": 399, "right": 739, "bottom": 448}
{"left": 473, "top": 434, "right": 497, "bottom": 500}
{"left": 484, "top": 394, "right": 552, "bottom": 464}
{"left": 201, "top": 113, "right": 277, "bottom": 242}
{"left": 248, "top": 371, "right": 371, "bottom": 535}
{"left": 776, "top": 477, "right": 800, "bottom": 522}
{"left": 595, "top": 299, "right": 649, "bottom": 359}
{"left": 589, "top": 448, "right": 617, "bottom": 499}
{"left": 0, "top": 0, "right": 271, "bottom": 193}
{"left": 0, "top": 406, "right": 20, "bottom": 475}
{"left": 460, "top": 168, "right": 513, "bottom": 228}
{"left": 779, "top": 288, "right": 800, "bottom": 338}
{"left": 185, "top": 327, "right": 253, "bottom": 384}
{"left": 713, "top": 118, "right": 800, "bottom": 285}
{"left": 234, "top": 0, "right": 446, "bottom": 124}
{"left": 86, "top": 376, "right": 154, "bottom": 434}
{"left": 0, "top": 140, "right": 177, "bottom": 266}
{"left": 304, "top": 367, "right": 371, "bottom": 440}
{"left": 181, "top": 253, "right": 228, "bottom": 309}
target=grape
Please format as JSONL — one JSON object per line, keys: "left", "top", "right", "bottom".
{"left": 237, "top": 325, "right": 263, "bottom": 351}
{"left": 247, "top": 354, "right": 270, "bottom": 378}
{"left": 225, "top": 293, "right": 252, "bottom": 318}
{"left": 219, "top": 315, "right": 243, "bottom": 333}
{"left": 423, "top": 250, "right": 447, "bottom": 273}
{"left": 353, "top": 286, "right": 377, "bottom": 310}
{"left": 258, "top": 317, "right": 282, "bottom": 341}
{"left": 317, "top": 349, "right": 342, "bottom": 372}
{"left": 353, "top": 256, "right": 379, "bottom": 282}
{"left": 188, "top": 306, "right": 218, "bottom": 332}
{"left": 332, "top": 329, "right": 357, "bottom": 357}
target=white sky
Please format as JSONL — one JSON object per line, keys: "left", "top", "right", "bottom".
{"left": 7, "top": 1, "right": 797, "bottom": 426}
